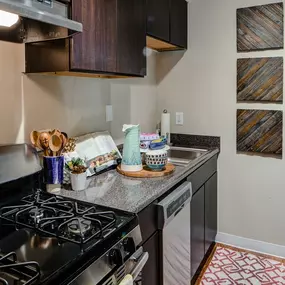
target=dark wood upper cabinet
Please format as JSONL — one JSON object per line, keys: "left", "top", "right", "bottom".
{"left": 170, "top": 0, "right": 188, "bottom": 48}
{"left": 25, "top": 0, "right": 146, "bottom": 78}
{"left": 117, "top": 0, "right": 146, "bottom": 76}
{"left": 146, "top": 0, "right": 188, "bottom": 51}
{"left": 147, "top": 0, "right": 170, "bottom": 42}
{"left": 71, "top": 0, "right": 117, "bottom": 73}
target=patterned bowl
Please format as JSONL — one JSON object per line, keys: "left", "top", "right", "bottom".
{"left": 145, "top": 149, "right": 168, "bottom": 171}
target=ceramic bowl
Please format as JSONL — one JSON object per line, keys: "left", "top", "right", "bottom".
{"left": 145, "top": 149, "right": 168, "bottom": 171}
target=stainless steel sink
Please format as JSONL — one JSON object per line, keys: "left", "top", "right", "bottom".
{"left": 167, "top": 146, "right": 209, "bottom": 166}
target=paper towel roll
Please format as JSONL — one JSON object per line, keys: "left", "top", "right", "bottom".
{"left": 161, "top": 110, "right": 170, "bottom": 143}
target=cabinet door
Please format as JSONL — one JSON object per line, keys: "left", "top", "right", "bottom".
{"left": 205, "top": 173, "right": 218, "bottom": 254}
{"left": 170, "top": 0, "right": 188, "bottom": 48}
{"left": 146, "top": 0, "right": 170, "bottom": 42}
{"left": 117, "top": 0, "right": 146, "bottom": 76}
{"left": 191, "top": 185, "right": 205, "bottom": 278}
{"left": 71, "top": 0, "right": 117, "bottom": 73}
{"left": 141, "top": 232, "right": 160, "bottom": 285}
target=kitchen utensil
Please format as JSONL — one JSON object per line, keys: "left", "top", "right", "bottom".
{"left": 49, "top": 134, "right": 62, "bottom": 157}
{"left": 117, "top": 163, "right": 175, "bottom": 178}
{"left": 63, "top": 138, "right": 76, "bottom": 153}
{"left": 60, "top": 133, "right": 68, "bottom": 150}
{"left": 50, "top": 129, "right": 61, "bottom": 136}
{"left": 30, "top": 131, "right": 39, "bottom": 147}
{"left": 121, "top": 124, "right": 142, "bottom": 172}
{"left": 39, "top": 132, "right": 51, "bottom": 156}
{"left": 145, "top": 148, "right": 168, "bottom": 171}
{"left": 61, "top": 132, "right": 68, "bottom": 142}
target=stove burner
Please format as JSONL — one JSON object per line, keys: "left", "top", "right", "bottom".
{"left": 0, "top": 191, "right": 121, "bottom": 245}
{"left": 0, "top": 252, "right": 40, "bottom": 285}
{"left": 67, "top": 218, "right": 91, "bottom": 236}
{"left": 29, "top": 208, "right": 44, "bottom": 220}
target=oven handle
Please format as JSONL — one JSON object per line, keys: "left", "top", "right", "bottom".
{"left": 129, "top": 251, "right": 149, "bottom": 280}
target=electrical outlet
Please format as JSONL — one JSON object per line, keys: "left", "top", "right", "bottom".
{"left": 176, "top": 112, "right": 184, "bottom": 125}
{"left": 106, "top": 105, "right": 113, "bottom": 122}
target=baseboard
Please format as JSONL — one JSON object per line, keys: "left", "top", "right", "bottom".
{"left": 216, "top": 232, "right": 285, "bottom": 259}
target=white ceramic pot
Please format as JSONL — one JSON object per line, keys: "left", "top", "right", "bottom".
{"left": 70, "top": 172, "right": 87, "bottom": 191}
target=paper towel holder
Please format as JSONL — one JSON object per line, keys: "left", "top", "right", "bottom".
{"left": 161, "top": 109, "right": 171, "bottom": 145}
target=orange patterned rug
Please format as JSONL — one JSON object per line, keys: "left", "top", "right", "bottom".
{"left": 196, "top": 243, "right": 285, "bottom": 284}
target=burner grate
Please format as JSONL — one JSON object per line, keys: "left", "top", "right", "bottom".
{"left": 0, "top": 190, "right": 119, "bottom": 245}
{"left": 0, "top": 252, "right": 40, "bottom": 285}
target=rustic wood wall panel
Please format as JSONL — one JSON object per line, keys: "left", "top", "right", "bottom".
{"left": 237, "top": 3, "right": 284, "bottom": 52}
{"left": 237, "top": 109, "right": 282, "bottom": 155}
{"left": 237, "top": 57, "right": 283, "bottom": 102}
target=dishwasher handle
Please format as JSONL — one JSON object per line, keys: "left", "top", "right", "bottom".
{"left": 157, "top": 181, "right": 192, "bottom": 229}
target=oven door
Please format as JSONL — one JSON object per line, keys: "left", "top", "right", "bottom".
{"left": 101, "top": 247, "right": 149, "bottom": 285}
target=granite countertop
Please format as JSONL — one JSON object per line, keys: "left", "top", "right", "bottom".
{"left": 58, "top": 148, "right": 219, "bottom": 213}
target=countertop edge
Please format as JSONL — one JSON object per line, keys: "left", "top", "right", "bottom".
{"left": 132, "top": 148, "right": 219, "bottom": 213}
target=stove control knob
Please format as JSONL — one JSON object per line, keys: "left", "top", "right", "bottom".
{"left": 109, "top": 249, "right": 123, "bottom": 266}
{"left": 123, "top": 237, "right": 136, "bottom": 253}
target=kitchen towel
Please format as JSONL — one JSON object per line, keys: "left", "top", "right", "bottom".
{"left": 119, "top": 274, "right": 134, "bottom": 285}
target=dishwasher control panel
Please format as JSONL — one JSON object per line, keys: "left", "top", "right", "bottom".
{"left": 167, "top": 190, "right": 191, "bottom": 218}
{"left": 157, "top": 182, "right": 192, "bottom": 229}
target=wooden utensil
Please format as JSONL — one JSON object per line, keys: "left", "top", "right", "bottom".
{"left": 61, "top": 132, "right": 68, "bottom": 147}
{"left": 30, "top": 131, "right": 39, "bottom": 147}
{"left": 50, "top": 129, "right": 61, "bottom": 137}
{"left": 49, "top": 134, "right": 63, "bottom": 157}
{"left": 39, "top": 132, "right": 51, "bottom": 156}
{"left": 59, "top": 133, "right": 67, "bottom": 155}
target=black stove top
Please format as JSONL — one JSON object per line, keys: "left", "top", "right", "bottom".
{"left": 0, "top": 190, "right": 137, "bottom": 285}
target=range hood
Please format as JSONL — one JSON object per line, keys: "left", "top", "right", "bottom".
{"left": 0, "top": 0, "right": 82, "bottom": 43}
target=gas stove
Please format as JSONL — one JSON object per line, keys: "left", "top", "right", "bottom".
{"left": 0, "top": 145, "right": 146, "bottom": 285}
{"left": 1, "top": 190, "right": 127, "bottom": 246}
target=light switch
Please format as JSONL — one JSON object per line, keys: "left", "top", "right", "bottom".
{"left": 106, "top": 105, "right": 113, "bottom": 122}
{"left": 176, "top": 112, "right": 184, "bottom": 125}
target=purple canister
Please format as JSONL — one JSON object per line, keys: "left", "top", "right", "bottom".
{"left": 43, "top": 156, "right": 64, "bottom": 184}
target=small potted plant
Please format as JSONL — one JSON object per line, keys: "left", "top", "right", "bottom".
{"left": 65, "top": 158, "right": 88, "bottom": 191}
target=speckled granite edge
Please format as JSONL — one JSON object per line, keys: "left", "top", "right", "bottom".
{"left": 171, "top": 134, "right": 220, "bottom": 149}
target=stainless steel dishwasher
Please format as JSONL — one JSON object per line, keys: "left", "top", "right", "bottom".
{"left": 157, "top": 182, "right": 192, "bottom": 285}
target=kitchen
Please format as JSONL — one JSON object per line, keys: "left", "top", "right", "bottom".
{"left": 0, "top": 0, "right": 285, "bottom": 285}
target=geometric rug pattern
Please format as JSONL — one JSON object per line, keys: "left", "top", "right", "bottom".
{"left": 199, "top": 245, "right": 285, "bottom": 285}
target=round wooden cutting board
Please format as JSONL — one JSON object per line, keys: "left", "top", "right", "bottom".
{"left": 117, "top": 163, "right": 175, "bottom": 178}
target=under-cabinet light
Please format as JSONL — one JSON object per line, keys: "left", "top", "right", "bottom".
{"left": 0, "top": 10, "right": 19, "bottom": 27}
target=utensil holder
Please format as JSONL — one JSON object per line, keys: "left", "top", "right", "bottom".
{"left": 43, "top": 156, "right": 64, "bottom": 184}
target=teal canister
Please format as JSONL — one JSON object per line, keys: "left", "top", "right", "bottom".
{"left": 121, "top": 124, "right": 142, "bottom": 172}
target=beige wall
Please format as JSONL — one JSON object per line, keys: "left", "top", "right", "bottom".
{"left": 0, "top": 43, "right": 157, "bottom": 144}
{"left": 157, "top": 0, "right": 285, "bottom": 245}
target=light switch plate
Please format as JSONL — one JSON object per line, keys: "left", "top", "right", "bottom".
{"left": 176, "top": 112, "right": 184, "bottom": 125}
{"left": 106, "top": 105, "right": 113, "bottom": 122}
